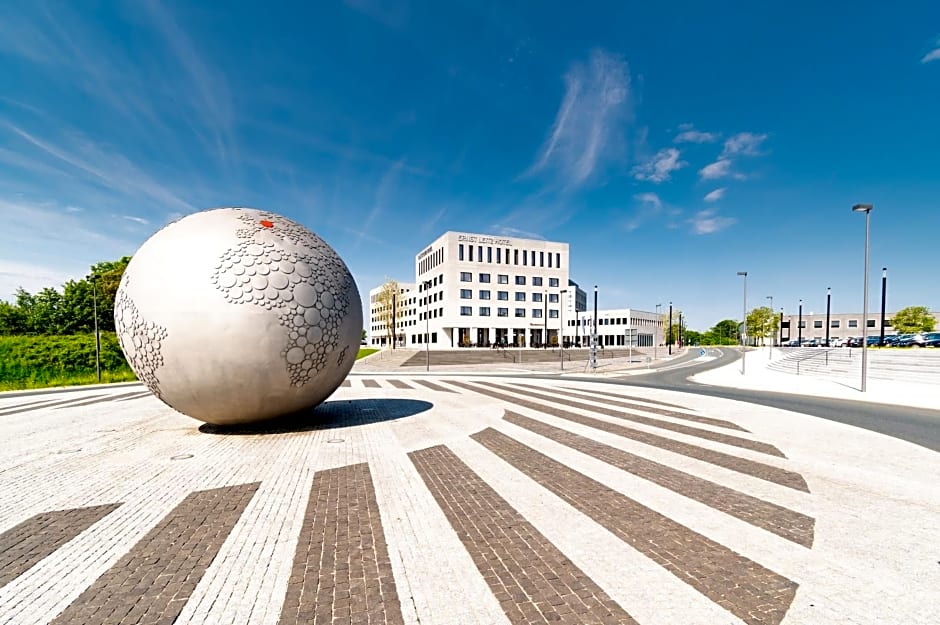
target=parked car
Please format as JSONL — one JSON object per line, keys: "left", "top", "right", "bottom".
{"left": 897, "top": 333, "right": 923, "bottom": 347}
{"left": 883, "top": 334, "right": 901, "bottom": 346}
{"left": 803, "top": 338, "right": 820, "bottom": 347}
{"left": 923, "top": 332, "right": 940, "bottom": 347}
{"left": 829, "top": 338, "right": 847, "bottom": 347}
{"left": 845, "top": 336, "right": 862, "bottom": 347}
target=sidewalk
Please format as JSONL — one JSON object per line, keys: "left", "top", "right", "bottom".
{"left": 691, "top": 347, "right": 939, "bottom": 410}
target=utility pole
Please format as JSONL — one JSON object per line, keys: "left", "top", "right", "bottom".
{"left": 92, "top": 274, "right": 101, "bottom": 383}
{"left": 668, "top": 302, "right": 673, "bottom": 355}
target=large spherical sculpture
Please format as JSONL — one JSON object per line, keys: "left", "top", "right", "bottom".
{"left": 114, "top": 207, "right": 363, "bottom": 426}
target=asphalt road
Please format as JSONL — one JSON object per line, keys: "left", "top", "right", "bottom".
{"left": 562, "top": 348, "right": 940, "bottom": 453}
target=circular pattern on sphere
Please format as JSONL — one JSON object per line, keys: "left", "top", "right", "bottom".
{"left": 113, "top": 207, "right": 363, "bottom": 425}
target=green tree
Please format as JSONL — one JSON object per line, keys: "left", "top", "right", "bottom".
{"left": 375, "top": 278, "right": 400, "bottom": 348}
{"left": 0, "top": 301, "right": 26, "bottom": 335}
{"left": 704, "top": 319, "right": 740, "bottom": 345}
{"left": 683, "top": 329, "right": 703, "bottom": 345}
{"left": 660, "top": 309, "right": 685, "bottom": 345}
{"left": 746, "top": 306, "right": 779, "bottom": 346}
{"left": 891, "top": 306, "right": 937, "bottom": 333}
{"left": 88, "top": 256, "right": 131, "bottom": 333}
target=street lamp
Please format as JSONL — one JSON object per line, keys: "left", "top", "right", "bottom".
{"left": 766, "top": 295, "right": 773, "bottom": 358}
{"left": 92, "top": 274, "right": 101, "bottom": 383}
{"left": 668, "top": 301, "right": 673, "bottom": 355}
{"left": 737, "top": 272, "right": 747, "bottom": 374}
{"left": 543, "top": 289, "right": 547, "bottom": 349}
{"left": 798, "top": 299, "right": 803, "bottom": 345}
{"left": 879, "top": 267, "right": 887, "bottom": 347}
{"left": 853, "top": 203, "right": 873, "bottom": 392}
{"left": 825, "top": 287, "right": 831, "bottom": 347}
{"left": 779, "top": 307, "right": 784, "bottom": 346}
{"left": 423, "top": 280, "right": 432, "bottom": 372}
{"left": 654, "top": 303, "right": 662, "bottom": 360}
{"left": 560, "top": 289, "right": 567, "bottom": 370}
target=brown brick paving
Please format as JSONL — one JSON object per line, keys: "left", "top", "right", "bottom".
{"left": 409, "top": 445, "right": 638, "bottom": 625}
{"left": 472, "top": 428, "right": 798, "bottom": 625}
{"left": 341, "top": 380, "right": 351, "bottom": 387}
{"left": 562, "top": 387, "right": 690, "bottom": 410}
{"left": 449, "top": 381, "right": 809, "bottom": 492}
{"left": 487, "top": 382, "right": 780, "bottom": 456}
{"left": 524, "top": 383, "right": 746, "bottom": 431}
{"left": 410, "top": 379, "right": 457, "bottom": 393}
{"left": 362, "top": 379, "right": 382, "bottom": 388}
{"left": 387, "top": 379, "right": 415, "bottom": 390}
{"left": 0, "top": 503, "right": 122, "bottom": 589}
{"left": 49, "top": 482, "right": 259, "bottom": 625}
{"left": 278, "top": 463, "right": 403, "bottom": 625}
{"left": 503, "top": 411, "right": 815, "bottom": 547}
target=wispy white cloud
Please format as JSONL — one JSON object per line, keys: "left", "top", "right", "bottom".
{"left": 922, "top": 47, "right": 940, "bottom": 63}
{"left": 698, "top": 158, "right": 735, "bottom": 180}
{"left": 527, "top": 49, "right": 632, "bottom": 189}
{"left": 632, "top": 148, "right": 686, "bottom": 183}
{"left": 356, "top": 159, "right": 405, "bottom": 247}
{"left": 721, "top": 132, "right": 768, "bottom": 158}
{"left": 0, "top": 259, "right": 78, "bottom": 300}
{"left": 674, "top": 125, "right": 720, "bottom": 144}
{"left": 704, "top": 188, "right": 726, "bottom": 202}
{"left": 121, "top": 215, "right": 150, "bottom": 225}
{"left": 688, "top": 208, "right": 736, "bottom": 235}
{"left": 623, "top": 192, "right": 663, "bottom": 231}
{"left": 490, "top": 225, "right": 546, "bottom": 240}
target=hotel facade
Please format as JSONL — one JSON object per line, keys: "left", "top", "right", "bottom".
{"left": 367, "top": 231, "right": 662, "bottom": 349}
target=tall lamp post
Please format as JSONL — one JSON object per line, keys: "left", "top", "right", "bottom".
{"left": 654, "top": 303, "right": 662, "bottom": 360}
{"left": 853, "top": 203, "right": 873, "bottom": 392}
{"left": 668, "top": 302, "right": 673, "bottom": 355}
{"left": 92, "top": 274, "right": 101, "bottom": 383}
{"left": 593, "top": 285, "right": 598, "bottom": 347}
{"left": 798, "top": 299, "right": 803, "bottom": 345}
{"left": 825, "top": 287, "right": 831, "bottom": 347}
{"left": 678, "top": 312, "right": 683, "bottom": 348}
{"left": 879, "top": 267, "right": 887, "bottom": 346}
{"left": 543, "top": 289, "right": 548, "bottom": 349}
{"left": 766, "top": 295, "right": 773, "bottom": 359}
{"left": 392, "top": 292, "right": 397, "bottom": 350}
{"left": 560, "top": 289, "right": 567, "bottom": 370}
{"left": 423, "top": 280, "right": 431, "bottom": 372}
{"left": 779, "top": 308, "right": 784, "bottom": 346}
{"left": 737, "top": 271, "right": 747, "bottom": 375}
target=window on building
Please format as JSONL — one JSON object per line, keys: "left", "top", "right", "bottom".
{"left": 479, "top": 290, "right": 491, "bottom": 300}
{"left": 460, "top": 272, "right": 472, "bottom": 282}
{"left": 848, "top": 320, "right": 858, "bottom": 328}
{"left": 548, "top": 293, "right": 558, "bottom": 303}
{"left": 497, "top": 291, "right": 509, "bottom": 301}
{"left": 548, "top": 278, "right": 559, "bottom": 287}
{"left": 556, "top": 253, "right": 561, "bottom": 268}
{"left": 549, "top": 309, "right": 558, "bottom": 319}
{"left": 814, "top": 320, "right": 823, "bottom": 328}
{"left": 515, "top": 292, "right": 526, "bottom": 301}
{"left": 532, "top": 292, "right": 543, "bottom": 303}
{"left": 479, "top": 307, "right": 490, "bottom": 316}
{"left": 458, "top": 244, "right": 464, "bottom": 261}
{"left": 798, "top": 321, "right": 806, "bottom": 328}
{"left": 439, "top": 274, "right": 443, "bottom": 284}
{"left": 533, "top": 309, "right": 543, "bottom": 318}
{"left": 468, "top": 245, "right": 473, "bottom": 262}
{"left": 432, "top": 332, "right": 437, "bottom": 343}
{"left": 514, "top": 250, "right": 519, "bottom": 264}
{"left": 460, "top": 306, "right": 472, "bottom": 316}
{"left": 515, "top": 275, "right": 526, "bottom": 285}
{"left": 460, "top": 289, "right": 472, "bottom": 299}
{"left": 498, "top": 274, "right": 508, "bottom": 284}
{"left": 496, "top": 248, "right": 501, "bottom": 264}
{"left": 867, "top": 319, "right": 876, "bottom": 328}
{"left": 885, "top": 318, "right": 893, "bottom": 327}
{"left": 479, "top": 273, "right": 491, "bottom": 283}
{"left": 487, "top": 247, "right": 492, "bottom": 263}
{"left": 515, "top": 308, "right": 526, "bottom": 317}
{"left": 498, "top": 307, "right": 508, "bottom": 317}
{"left": 477, "top": 246, "right": 482, "bottom": 262}
{"left": 532, "top": 276, "right": 543, "bottom": 286}
{"left": 522, "top": 250, "right": 527, "bottom": 266}
{"left": 540, "top": 251, "right": 545, "bottom": 267}
{"left": 831, "top": 320, "right": 840, "bottom": 328}
{"left": 548, "top": 253, "right": 553, "bottom": 268}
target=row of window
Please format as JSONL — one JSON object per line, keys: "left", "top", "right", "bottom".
{"left": 567, "top": 317, "right": 659, "bottom": 327}
{"left": 459, "top": 272, "right": 560, "bottom": 287}
{"left": 419, "top": 248, "right": 444, "bottom": 276}
{"left": 459, "top": 289, "right": 560, "bottom": 303}
{"left": 458, "top": 245, "right": 563, "bottom": 270}
{"left": 787, "top": 319, "right": 886, "bottom": 329}
{"left": 459, "top": 307, "right": 560, "bottom": 318}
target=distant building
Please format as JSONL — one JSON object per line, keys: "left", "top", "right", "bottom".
{"left": 366, "top": 231, "right": 660, "bottom": 349}
{"left": 779, "top": 310, "right": 940, "bottom": 343}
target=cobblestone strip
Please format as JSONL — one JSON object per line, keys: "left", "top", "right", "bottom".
{"left": 409, "top": 445, "right": 638, "bottom": 625}
{"left": 472, "top": 428, "right": 798, "bottom": 625}
{"left": 387, "top": 379, "right": 415, "bottom": 390}
{"left": 519, "top": 384, "right": 745, "bottom": 431}
{"left": 52, "top": 391, "right": 146, "bottom": 409}
{"left": 278, "top": 462, "right": 403, "bottom": 625}
{"left": 0, "top": 504, "right": 122, "bottom": 589}
{"left": 362, "top": 379, "right": 382, "bottom": 388}
{"left": 562, "top": 387, "right": 690, "bottom": 410}
{"left": 503, "top": 411, "right": 815, "bottom": 547}
{"left": 487, "top": 382, "right": 779, "bottom": 456}
{"left": 49, "top": 482, "right": 260, "bottom": 625}
{"left": 410, "top": 379, "right": 457, "bottom": 393}
{"left": 450, "top": 381, "right": 809, "bottom": 492}
{"left": 0, "top": 394, "right": 108, "bottom": 416}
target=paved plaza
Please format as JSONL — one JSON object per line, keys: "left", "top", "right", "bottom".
{"left": 0, "top": 374, "right": 938, "bottom": 625}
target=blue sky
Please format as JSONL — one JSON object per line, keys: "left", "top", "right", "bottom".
{"left": 1, "top": 0, "right": 939, "bottom": 331}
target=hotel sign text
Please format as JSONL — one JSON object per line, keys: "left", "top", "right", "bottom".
{"left": 457, "top": 234, "right": 513, "bottom": 246}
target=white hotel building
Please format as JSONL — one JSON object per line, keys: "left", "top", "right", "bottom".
{"left": 367, "top": 231, "right": 662, "bottom": 349}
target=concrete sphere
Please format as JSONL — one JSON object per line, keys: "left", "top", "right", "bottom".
{"left": 114, "top": 207, "right": 362, "bottom": 425}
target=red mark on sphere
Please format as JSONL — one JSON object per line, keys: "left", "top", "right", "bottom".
{"left": 260, "top": 220, "right": 274, "bottom": 228}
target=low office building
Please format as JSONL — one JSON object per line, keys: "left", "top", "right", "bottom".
{"left": 780, "top": 310, "right": 940, "bottom": 343}
{"left": 564, "top": 308, "right": 662, "bottom": 348}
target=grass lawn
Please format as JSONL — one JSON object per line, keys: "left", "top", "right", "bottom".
{"left": 357, "top": 348, "right": 379, "bottom": 359}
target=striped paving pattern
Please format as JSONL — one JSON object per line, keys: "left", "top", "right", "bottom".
{"left": 448, "top": 380, "right": 809, "bottom": 491}
{"left": 562, "top": 386, "right": 690, "bottom": 409}
{"left": 279, "top": 463, "right": 402, "bottom": 625}
{"left": 410, "top": 445, "right": 637, "bottom": 625}
{"left": 472, "top": 428, "right": 799, "bottom": 625}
